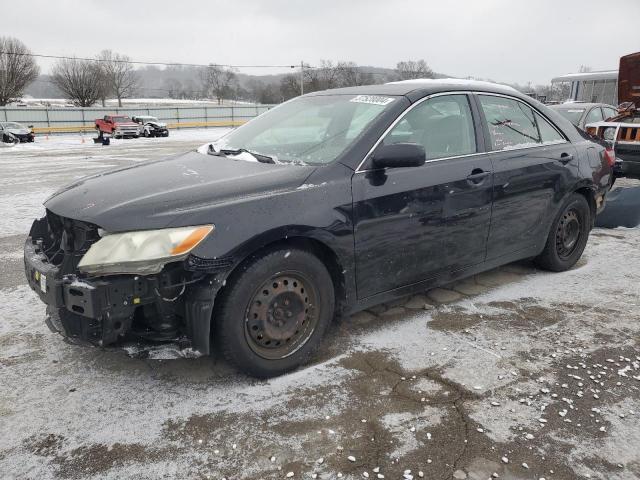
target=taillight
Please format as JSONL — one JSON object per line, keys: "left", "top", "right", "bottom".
{"left": 604, "top": 147, "right": 616, "bottom": 167}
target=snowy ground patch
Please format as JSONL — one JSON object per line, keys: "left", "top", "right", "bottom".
{"left": 1, "top": 134, "right": 639, "bottom": 479}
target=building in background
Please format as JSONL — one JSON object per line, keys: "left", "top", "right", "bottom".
{"left": 551, "top": 70, "right": 618, "bottom": 105}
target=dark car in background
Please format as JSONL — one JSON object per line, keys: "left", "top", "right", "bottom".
{"left": 550, "top": 102, "right": 618, "bottom": 130}
{"left": 24, "top": 79, "right": 614, "bottom": 377}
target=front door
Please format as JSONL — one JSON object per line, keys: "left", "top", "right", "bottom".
{"left": 352, "top": 93, "right": 492, "bottom": 299}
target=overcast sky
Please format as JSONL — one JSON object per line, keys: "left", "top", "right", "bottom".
{"left": 2, "top": 0, "right": 639, "bottom": 85}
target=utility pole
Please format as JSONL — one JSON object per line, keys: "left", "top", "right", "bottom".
{"left": 300, "top": 60, "right": 304, "bottom": 96}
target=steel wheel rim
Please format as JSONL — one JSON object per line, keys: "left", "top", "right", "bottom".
{"left": 244, "top": 271, "right": 319, "bottom": 360}
{"left": 556, "top": 208, "right": 581, "bottom": 259}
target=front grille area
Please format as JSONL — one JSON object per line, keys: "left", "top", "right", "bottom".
{"left": 117, "top": 126, "right": 139, "bottom": 134}
{"left": 32, "top": 211, "right": 101, "bottom": 273}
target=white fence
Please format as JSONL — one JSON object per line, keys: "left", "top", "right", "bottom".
{"left": 0, "top": 104, "right": 274, "bottom": 134}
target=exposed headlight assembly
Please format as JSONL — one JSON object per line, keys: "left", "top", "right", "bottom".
{"left": 78, "top": 225, "right": 214, "bottom": 275}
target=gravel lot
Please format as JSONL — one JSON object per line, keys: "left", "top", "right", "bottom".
{"left": 1, "top": 130, "right": 639, "bottom": 480}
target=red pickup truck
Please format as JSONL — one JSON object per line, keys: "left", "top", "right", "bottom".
{"left": 95, "top": 115, "right": 140, "bottom": 139}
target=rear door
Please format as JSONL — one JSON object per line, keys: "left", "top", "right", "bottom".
{"left": 475, "top": 94, "right": 578, "bottom": 260}
{"left": 352, "top": 93, "right": 493, "bottom": 298}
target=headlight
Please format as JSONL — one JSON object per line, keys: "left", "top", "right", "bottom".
{"left": 78, "top": 225, "right": 214, "bottom": 275}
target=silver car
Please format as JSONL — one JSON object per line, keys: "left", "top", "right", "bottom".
{"left": 0, "top": 121, "right": 35, "bottom": 143}
{"left": 549, "top": 102, "right": 618, "bottom": 131}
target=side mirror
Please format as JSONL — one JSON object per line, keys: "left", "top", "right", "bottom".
{"left": 371, "top": 143, "right": 426, "bottom": 169}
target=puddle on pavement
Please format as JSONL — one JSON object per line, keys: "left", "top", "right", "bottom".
{"left": 596, "top": 186, "right": 640, "bottom": 228}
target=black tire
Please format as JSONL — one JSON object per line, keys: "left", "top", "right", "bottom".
{"left": 535, "top": 193, "right": 591, "bottom": 272}
{"left": 216, "top": 247, "right": 335, "bottom": 378}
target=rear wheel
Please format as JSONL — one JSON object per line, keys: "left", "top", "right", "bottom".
{"left": 535, "top": 193, "right": 591, "bottom": 271}
{"left": 216, "top": 247, "right": 335, "bottom": 378}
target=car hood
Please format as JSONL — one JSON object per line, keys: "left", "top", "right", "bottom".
{"left": 45, "top": 151, "right": 315, "bottom": 232}
{"left": 148, "top": 121, "right": 167, "bottom": 128}
{"left": 114, "top": 121, "right": 139, "bottom": 127}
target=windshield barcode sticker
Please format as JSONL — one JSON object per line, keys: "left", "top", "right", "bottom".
{"left": 350, "top": 95, "right": 394, "bottom": 106}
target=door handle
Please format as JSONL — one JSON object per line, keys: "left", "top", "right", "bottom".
{"left": 559, "top": 153, "right": 574, "bottom": 164}
{"left": 466, "top": 170, "right": 491, "bottom": 184}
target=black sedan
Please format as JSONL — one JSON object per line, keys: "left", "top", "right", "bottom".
{"left": 24, "top": 80, "right": 614, "bottom": 377}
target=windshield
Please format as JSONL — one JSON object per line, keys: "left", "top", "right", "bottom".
{"left": 212, "top": 94, "right": 398, "bottom": 165}
{"left": 3, "top": 122, "right": 24, "bottom": 129}
{"left": 552, "top": 107, "right": 585, "bottom": 126}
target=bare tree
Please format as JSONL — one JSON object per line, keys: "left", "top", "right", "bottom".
{"left": 51, "top": 57, "right": 103, "bottom": 107}
{"left": 163, "top": 78, "right": 183, "bottom": 98}
{"left": 96, "top": 50, "right": 139, "bottom": 106}
{"left": 280, "top": 75, "right": 300, "bottom": 101}
{"left": 300, "top": 60, "right": 340, "bottom": 93}
{"left": 396, "top": 60, "right": 434, "bottom": 80}
{"left": 316, "top": 60, "right": 340, "bottom": 89}
{"left": 335, "top": 61, "right": 374, "bottom": 87}
{"left": 201, "top": 65, "right": 237, "bottom": 104}
{"left": 0, "top": 37, "right": 40, "bottom": 106}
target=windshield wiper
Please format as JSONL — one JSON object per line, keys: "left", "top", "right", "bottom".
{"left": 207, "top": 145, "right": 275, "bottom": 164}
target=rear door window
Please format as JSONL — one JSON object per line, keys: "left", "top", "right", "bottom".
{"left": 585, "top": 107, "right": 604, "bottom": 125}
{"left": 383, "top": 94, "right": 476, "bottom": 160}
{"left": 479, "top": 95, "right": 564, "bottom": 150}
{"left": 602, "top": 107, "right": 617, "bottom": 120}
{"left": 534, "top": 112, "right": 565, "bottom": 144}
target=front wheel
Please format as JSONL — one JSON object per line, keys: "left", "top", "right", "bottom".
{"left": 216, "top": 247, "right": 335, "bottom": 378}
{"left": 535, "top": 193, "right": 591, "bottom": 272}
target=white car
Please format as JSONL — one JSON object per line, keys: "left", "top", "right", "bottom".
{"left": 131, "top": 116, "right": 169, "bottom": 137}
{"left": 0, "top": 121, "right": 35, "bottom": 143}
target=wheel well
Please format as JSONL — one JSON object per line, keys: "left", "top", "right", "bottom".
{"left": 575, "top": 187, "right": 596, "bottom": 225}
{"left": 215, "top": 237, "right": 347, "bottom": 316}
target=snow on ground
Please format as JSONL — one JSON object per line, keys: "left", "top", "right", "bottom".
{"left": 0, "top": 128, "right": 231, "bottom": 237}
{"left": 0, "top": 133, "right": 639, "bottom": 479}
{"left": 15, "top": 98, "right": 263, "bottom": 107}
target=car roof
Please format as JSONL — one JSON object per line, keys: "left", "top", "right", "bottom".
{"left": 306, "top": 78, "right": 521, "bottom": 102}
{"left": 550, "top": 103, "right": 614, "bottom": 110}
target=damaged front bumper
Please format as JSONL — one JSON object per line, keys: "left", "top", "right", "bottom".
{"left": 24, "top": 230, "right": 226, "bottom": 354}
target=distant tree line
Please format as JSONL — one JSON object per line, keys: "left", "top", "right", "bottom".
{"left": 0, "top": 35, "right": 584, "bottom": 107}
{"left": 228, "top": 59, "right": 435, "bottom": 104}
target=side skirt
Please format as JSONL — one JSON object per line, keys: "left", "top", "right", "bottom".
{"left": 347, "top": 245, "right": 541, "bottom": 316}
